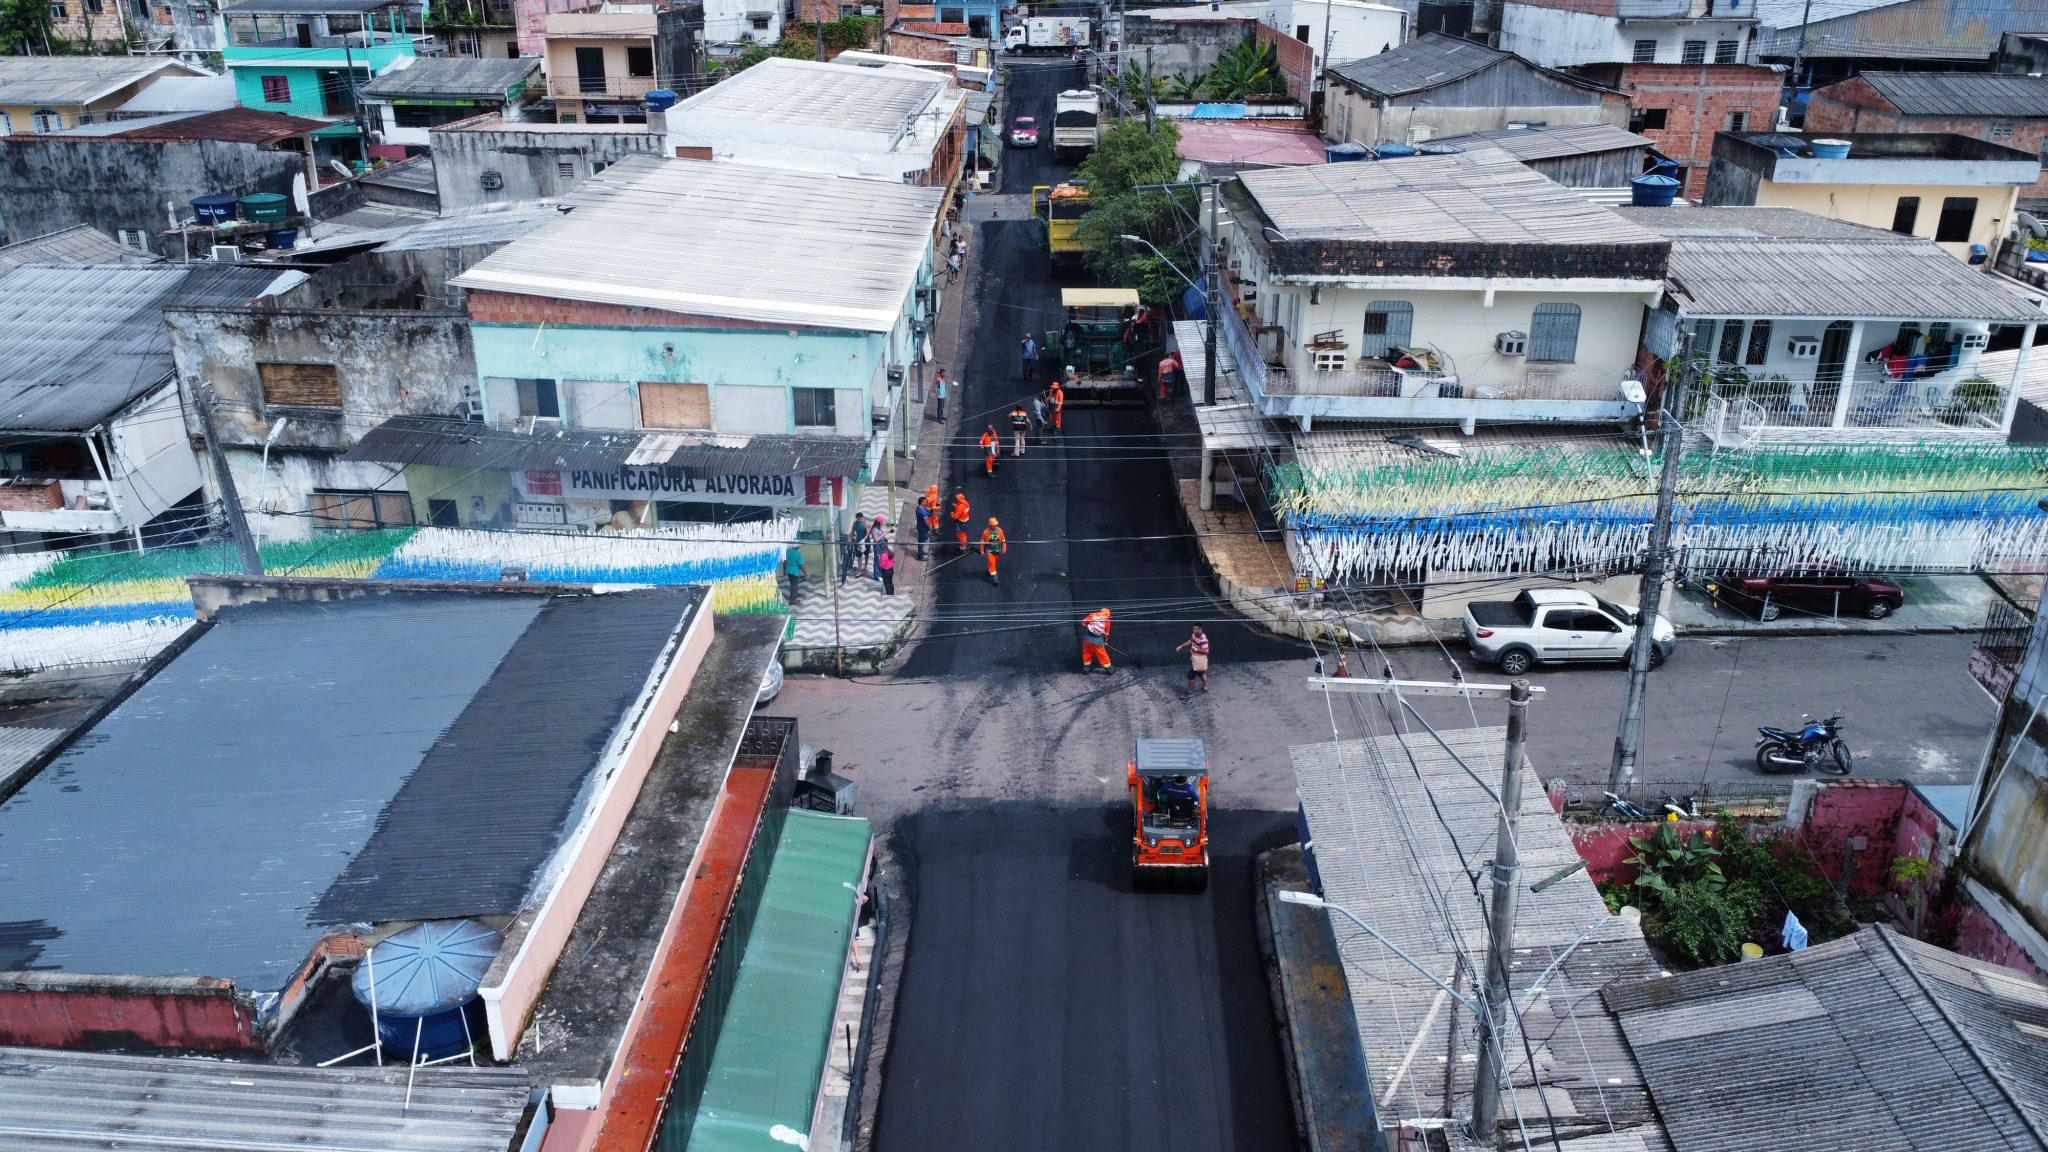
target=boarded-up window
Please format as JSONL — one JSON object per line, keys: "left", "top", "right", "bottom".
{"left": 640, "top": 382, "right": 711, "bottom": 429}
{"left": 309, "top": 489, "right": 412, "bottom": 530}
{"left": 258, "top": 361, "right": 341, "bottom": 408}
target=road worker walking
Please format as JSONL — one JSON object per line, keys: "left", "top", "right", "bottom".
{"left": 980, "top": 516, "right": 1007, "bottom": 583}
{"left": 980, "top": 424, "right": 999, "bottom": 476}
{"left": 1048, "top": 379, "right": 1065, "bottom": 434}
{"left": 1081, "top": 606, "right": 1113, "bottom": 671}
{"left": 950, "top": 490, "right": 972, "bottom": 551}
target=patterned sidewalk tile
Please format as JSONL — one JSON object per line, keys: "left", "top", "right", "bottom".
{"left": 787, "top": 576, "right": 914, "bottom": 650}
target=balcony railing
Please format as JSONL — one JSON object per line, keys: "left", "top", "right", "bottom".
{"left": 548, "top": 74, "right": 658, "bottom": 99}
{"left": 1694, "top": 366, "right": 2010, "bottom": 443}
{"left": 1264, "top": 365, "right": 1634, "bottom": 402}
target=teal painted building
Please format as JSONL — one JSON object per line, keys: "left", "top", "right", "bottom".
{"left": 221, "top": 0, "right": 420, "bottom": 167}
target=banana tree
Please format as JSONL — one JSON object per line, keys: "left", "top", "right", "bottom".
{"left": 1203, "top": 40, "right": 1286, "bottom": 101}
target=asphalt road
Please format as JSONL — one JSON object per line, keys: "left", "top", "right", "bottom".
{"left": 840, "top": 59, "right": 2002, "bottom": 1151}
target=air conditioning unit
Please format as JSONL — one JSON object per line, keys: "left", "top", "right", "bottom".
{"left": 886, "top": 364, "right": 905, "bottom": 383}
{"left": 210, "top": 245, "right": 240, "bottom": 263}
{"left": 1962, "top": 330, "right": 1991, "bottom": 350}
{"left": 1786, "top": 336, "right": 1820, "bottom": 359}
{"left": 1494, "top": 330, "right": 1527, "bottom": 357}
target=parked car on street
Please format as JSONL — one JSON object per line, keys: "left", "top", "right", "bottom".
{"left": 1463, "top": 588, "right": 1675, "bottom": 676}
{"left": 1704, "top": 572, "right": 1904, "bottom": 621}
{"left": 1009, "top": 115, "right": 1039, "bottom": 147}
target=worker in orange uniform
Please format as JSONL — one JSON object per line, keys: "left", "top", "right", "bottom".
{"left": 1048, "top": 379, "right": 1065, "bottom": 434}
{"left": 980, "top": 424, "right": 999, "bottom": 476}
{"left": 980, "top": 516, "right": 1007, "bottom": 583}
{"left": 950, "top": 490, "right": 972, "bottom": 551}
{"left": 1081, "top": 606, "right": 1113, "bottom": 672}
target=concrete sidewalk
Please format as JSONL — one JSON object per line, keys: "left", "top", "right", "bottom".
{"left": 1667, "top": 573, "right": 2005, "bottom": 638}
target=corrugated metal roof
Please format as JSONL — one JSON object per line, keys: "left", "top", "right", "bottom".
{"left": 0, "top": 1047, "right": 530, "bottom": 1152}
{"left": 0, "top": 263, "right": 286, "bottom": 432}
{"left": 684, "top": 811, "right": 870, "bottom": 1152}
{"left": 1171, "top": 319, "right": 1288, "bottom": 450}
{"left": 1620, "top": 207, "right": 2047, "bottom": 320}
{"left": 452, "top": 155, "right": 942, "bottom": 332}
{"left": 1604, "top": 927, "right": 2048, "bottom": 1152}
{"left": 222, "top": 0, "right": 410, "bottom": 12}
{"left": 0, "top": 225, "right": 155, "bottom": 275}
{"left": 1752, "top": 0, "right": 1902, "bottom": 26}
{"left": 1855, "top": 72, "right": 2048, "bottom": 118}
{"left": 361, "top": 56, "right": 539, "bottom": 99}
{"left": 344, "top": 415, "right": 873, "bottom": 477}
{"left": 0, "top": 586, "right": 702, "bottom": 992}
{"left": 112, "top": 73, "right": 238, "bottom": 114}
{"left": 1291, "top": 728, "right": 1669, "bottom": 1149}
{"left": 1980, "top": 346, "right": 2048, "bottom": 405}
{"left": 1433, "top": 122, "right": 1654, "bottom": 162}
{"left": 105, "top": 106, "right": 327, "bottom": 143}
{"left": 0, "top": 57, "right": 198, "bottom": 107}
{"left": 374, "top": 203, "right": 559, "bottom": 252}
{"left": 1239, "top": 146, "right": 1663, "bottom": 249}
{"left": 360, "top": 153, "right": 436, "bottom": 194}
{"left": 0, "top": 726, "right": 62, "bottom": 785}
{"left": 674, "top": 55, "right": 945, "bottom": 135}
{"left": 1327, "top": 32, "right": 1508, "bottom": 96}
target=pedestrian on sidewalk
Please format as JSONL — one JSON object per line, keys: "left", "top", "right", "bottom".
{"left": 842, "top": 511, "right": 869, "bottom": 584}
{"left": 980, "top": 516, "right": 1006, "bottom": 583}
{"left": 933, "top": 369, "right": 950, "bottom": 422}
{"left": 947, "top": 247, "right": 962, "bottom": 284}
{"left": 1176, "top": 625, "right": 1211, "bottom": 695}
{"left": 1009, "top": 402, "right": 1030, "bottom": 456}
{"left": 1020, "top": 334, "right": 1038, "bottom": 382}
{"left": 783, "top": 543, "right": 805, "bottom": 605}
{"left": 980, "top": 424, "right": 999, "bottom": 476}
{"left": 950, "top": 490, "right": 971, "bottom": 551}
{"left": 868, "top": 515, "right": 890, "bottom": 579}
{"left": 914, "top": 488, "right": 936, "bottom": 560}
{"left": 877, "top": 542, "right": 897, "bottom": 596}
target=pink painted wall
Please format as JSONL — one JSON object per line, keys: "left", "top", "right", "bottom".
{"left": 1796, "top": 780, "right": 1907, "bottom": 898}
{"left": 0, "top": 977, "right": 255, "bottom": 1051}
{"left": 1954, "top": 903, "right": 2045, "bottom": 976}
{"left": 1568, "top": 821, "right": 1718, "bottom": 885}
{"left": 483, "top": 607, "right": 715, "bottom": 1060}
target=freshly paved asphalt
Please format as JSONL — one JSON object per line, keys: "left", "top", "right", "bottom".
{"left": 873, "top": 60, "right": 1307, "bottom": 1152}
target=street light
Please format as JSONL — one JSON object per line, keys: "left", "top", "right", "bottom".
{"left": 1117, "top": 232, "right": 1218, "bottom": 406}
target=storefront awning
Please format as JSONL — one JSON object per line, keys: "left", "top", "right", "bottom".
{"left": 344, "top": 414, "right": 872, "bottom": 478}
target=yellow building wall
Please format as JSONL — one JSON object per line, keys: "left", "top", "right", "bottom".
{"left": 0, "top": 81, "right": 164, "bottom": 134}
{"left": 1755, "top": 180, "right": 2020, "bottom": 261}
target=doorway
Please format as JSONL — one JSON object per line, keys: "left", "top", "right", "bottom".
{"left": 576, "top": 46, "right": 607, "bottom": 94}
{"left": 1812, "top": 319, "right": 1853, "bottom": 424}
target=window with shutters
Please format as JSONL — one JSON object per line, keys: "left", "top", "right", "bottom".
{"left": 1744, "top": 319, "right": 1772, "bottom": 366}
{"left": 260, "top": 74, "right": 290, "bottom": 103}
{"left": 258, "top": 361, "right": 341, "bottom": 408}
{"left": 1527, "top": 303, "right": 1581, "bottom": 363}
{"left": 1631, "top": 39, "right": 1656, "bottom": 62}
{"left": 309, "top": 489, "right": 413, "bottom": 530}
{"left": 1359, "top": 300, "right": 1412, "bottom": 359}
{"left": 1681, "top": 39, "right": 1706, "bottom": 63}
{"left": 639, "top": 381, "right": 712, "bottom": 429}
{"left": 556, "top": 159, "right": 576, "bottom": 181}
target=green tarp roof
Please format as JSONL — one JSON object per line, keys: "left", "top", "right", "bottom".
{"left": 685, "top": 810, "right": 871, "bottom": 1152}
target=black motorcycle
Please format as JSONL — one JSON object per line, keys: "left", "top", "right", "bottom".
{"left": 1755, "top": 713, "right": 1853, "bottom": 775}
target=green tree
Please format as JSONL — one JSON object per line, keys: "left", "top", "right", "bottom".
{"left": 1068, "top": 120, "right": 1198, "bottom": 307}
{"left": 0, "top": 0, "right": 55, "bottom": 55}
{"left": 1202, "top": 40, "right": 1284, "bottom": 100}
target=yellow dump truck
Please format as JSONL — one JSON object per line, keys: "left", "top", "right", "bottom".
{"left": 1031, "top": 182, "right": 1094, "bottom": 276}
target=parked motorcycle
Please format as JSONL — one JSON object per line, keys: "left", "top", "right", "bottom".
{"left": 1755, "top": 713, "right": 1853, "bottom": 775}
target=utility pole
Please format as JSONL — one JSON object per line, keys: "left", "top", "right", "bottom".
{"left": 1203, "top": 182, "right": 1219, "bottom": 407}
{"left": 1789, "top": 0, "right": 1813, "bottom": 107}
{"left": 1317, "top": 0, "right": 1335, "bottom": 129}
{"left": 1144, "top": 45, "right": 1154, "bottom": 132}
{"left": 192, "top": 380, "right": 263, "bottom": 576}
{"left": 1608, "top": 344, "right": 1692, "bottom": 788}
{"left": 1470, "top": 677, "right": 1530, "bottom": 1145}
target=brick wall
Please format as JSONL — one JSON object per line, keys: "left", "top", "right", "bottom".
{"left": 1257, "top": 22, "right": 1317, "bottom": 102}
{"left": 1622, "top": 62, "right": 1783, "bottom": 200}
{"left": 1808, "top": 78, "right": 2048, "bottom": 200}
{"left": 467, "top": 289, "right": 792, "bottom": 331}
{"left": 881, "top": 29, "right": 961, "bottom": 61}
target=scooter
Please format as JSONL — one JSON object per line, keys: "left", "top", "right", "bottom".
{"left": 1755, "top": 713, "right": 1853, "bottom": 775}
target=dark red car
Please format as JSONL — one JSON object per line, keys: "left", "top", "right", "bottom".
{"left": 1705, "top": 572, "right": 1905, "bottom": 621}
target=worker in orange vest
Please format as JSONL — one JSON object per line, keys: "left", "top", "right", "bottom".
{"left": 1048, "top": 379, "right": 1065, "bottom": 434}
{"left": 950, "top": 490, "right": 972, "bottom": 551}
{"left": 979, "top": 424, "right": 999, "bottom": 475}
{"left": 980, "top": 516, "right": 1007, "bottom": 583}
{"left": 1081, "top": 606, "right": 1112, "bottom": 671}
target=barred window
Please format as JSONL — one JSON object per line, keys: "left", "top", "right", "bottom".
{"left": 1527, "top": 303, "right": 1581, "bottom": 363}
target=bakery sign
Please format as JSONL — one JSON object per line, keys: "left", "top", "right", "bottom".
{"left": 518, "top": 466, "right": 844, "bottom": 508}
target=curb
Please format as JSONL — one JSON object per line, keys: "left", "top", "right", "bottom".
{"left": 1254, "top": 846, "right": 1314, "bottom": 1152}
{"left": 849, "top": 838, "right": 911, "bottom": 1152}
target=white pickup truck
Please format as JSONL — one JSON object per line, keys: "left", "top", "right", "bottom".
{"left": 1463, "top": 588, "right": 1675, "bottom": 677}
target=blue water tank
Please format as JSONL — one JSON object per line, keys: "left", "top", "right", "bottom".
{"left": 643, "top": 88, "right": 679, "bottom": 111}
{"left": 1374, "top": 143, "right": 1417, "bottom": 159}
{"left": 1808, "top": 138, "right": 1852, "bottom": 160}
{"left": 192, "top": 194, "right": 238, "bottom": 224}
{"left": 352, "top": 919, "right": 501, "bottom": 1061}
{"left": 1648, "top": 157, "right": 1680, "bottom": 179}
{"left": 1325, "top": 142, "right": 1373, "bottom": 163}
{"left": 1630, "top": 174, "right": 1680, "bottom": 207}
{"left": 1416, "top": 142, "right": 1464, "bottom": 155}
